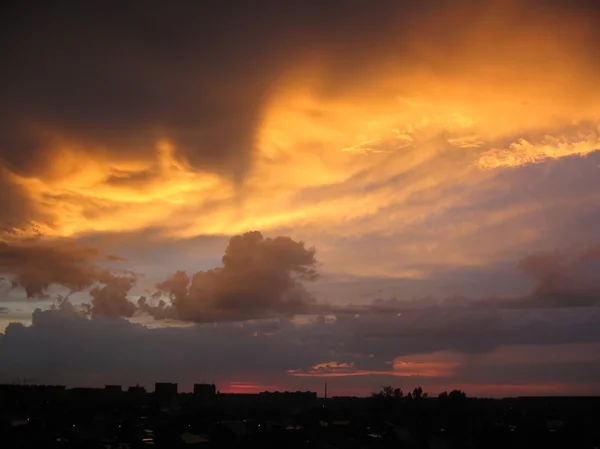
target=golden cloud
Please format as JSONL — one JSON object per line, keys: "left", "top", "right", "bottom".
{"left": 1, "top": 0, "right": 598, "bottom": 253}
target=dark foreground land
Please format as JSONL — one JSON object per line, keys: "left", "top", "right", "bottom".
{"left": 2, "top": 384, "right": 600, "bottom": 449}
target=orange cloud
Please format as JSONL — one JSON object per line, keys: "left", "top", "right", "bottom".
{"left": 1, "top": 0, "right": 599, "bottom": 288}
{"left": 477, "top": 130, "right": 600, "bottom": 170}
{"left": 221, "top": 382, "right": 283, "bottom": 394}
{"left": 392, "top": 361, "right": 460, "bottom": 378}
{"left": 289, "top": 352, "right": 461, "bottom": 378}
{"left": 312, "top": 361, "right": 354, "bottom": 370}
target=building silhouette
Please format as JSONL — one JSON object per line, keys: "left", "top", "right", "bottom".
{"left": 193, "top": 383, "right": 216, "bottom": 400}
{"left": 154, "top": 382, "right": 177, "bottom": 398}
{"left": 127, "top": 384, "right": 146, "bottom": 395}
{"left": 104, "top": 385, "right": 122, "bottom": 393}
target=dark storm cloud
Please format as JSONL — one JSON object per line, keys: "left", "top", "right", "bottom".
{"left": 0, "top": 169, "right": 41, "bottom": 234}
{"left": 338, "top": 306, "right": 600, "bottom": 356}
{"left": 4, "top": 0, "right": 597, "bottom": 175}
{"left": 1, "top": 0, "right": 410, "bottom": 179}
{"left": 0, "top": 0, "right": 419, "bottom": 231}
{"left": 143, "top": 231, "right": 318, "bottom": 322}
{"left": 0, "top": 307, "right": 330, "bottom": 388}
{"left": 3, "top": 304, "right": 600, "bottom": 391}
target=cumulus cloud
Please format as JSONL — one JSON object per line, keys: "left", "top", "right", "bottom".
{"left": 143, "top": 231, "right": 318, "bottom": 322}
{"left": 89, "top": 274, "right": 137, "bottom": 319}
{"left": 0, "top": 232, "right": 321, "bottom": 322}
{"left": 0, "top": 240, "right": 120, "bottom": 298}
{"left": 0, "top": 240, "right": 137, "bottom": 317}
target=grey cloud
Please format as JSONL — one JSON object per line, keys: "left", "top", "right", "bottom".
{"left": 509, "top": 246, "right": 600, "bottom": 307}
{"left": 337, "top": 307, "right": 600, "bottom": 357}
{"left": 3, "top": 305, "right": 600, "bottom": 392}
{"left": 0, "top": 307, "right": 331, "bottom": 388}
{"left": 360, "top": 245, "right": 600, "bottom": 311}
{"left": 457, "top": 360, "right": 600, "bottom": 386}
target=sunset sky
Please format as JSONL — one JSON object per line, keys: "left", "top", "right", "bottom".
{"left": 1, "top": 0, "right": 600, "bottom": 397}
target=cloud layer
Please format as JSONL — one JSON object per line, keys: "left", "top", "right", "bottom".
{"left": 1, "top": 0, "right": 599, "bottom": 240}
{"left": 3, "top": 304, "right": 600, "bottom": 397}
{"left": 2, "top": 0, "right": 600, "bottom": 396}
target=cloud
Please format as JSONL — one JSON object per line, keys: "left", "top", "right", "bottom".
{"left": 289, "top": 353, "right": 461, "bottom": 378}
{"left": 3, "top": 304, "right": 600, "bottom": 396}
{"left": 0, "top": 231, "right": 321, "bottom": 322}
{"left": 477, "top": 124, "right": 600, "bottom": 169}
{"left": 0, "top": 307, "right": 331, "bottom": 389}
{"left": 143, "top": 232, "right": 318, "bottom": 322}
{"left": 509, "top": 246, "right": 600, "bottom": 307}
{"left": 351, "top": 243, "right": 600, "bottom": 312}
{"left": 0, "top": 0, "right": 599, "bottom": 241}
{"left": 0, "top": 240, "right": 137, "bottom": 317}
{"left": 2, "top": 0, "right": 600, "bottom": 399}
{"left": 89, "top": 274, "right": 137, "bottom": 319}
{"left": 0, "top": 240, "right": 119, "bottom": 298}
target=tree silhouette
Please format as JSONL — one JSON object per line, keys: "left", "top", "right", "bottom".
{"left": 371, "top": 385, "right": 427, "bottom": 401}
{"left": 411, "top": 386, "right": 427, "bottom": 400}
{"left": 448, "top": 389, "right": 466, "bottom": 401}
{"left": 372, "top": 385, "right": 402, "bottom": 398}
{"left": 438, "top": 389, "right": 469, "bottom": 444}
{"left": 438, "top": 389, "right": 467, "bottom": 401}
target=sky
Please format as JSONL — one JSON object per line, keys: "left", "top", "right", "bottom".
{"left": 1, "top": 0, "right": 600, "bottom": 397}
